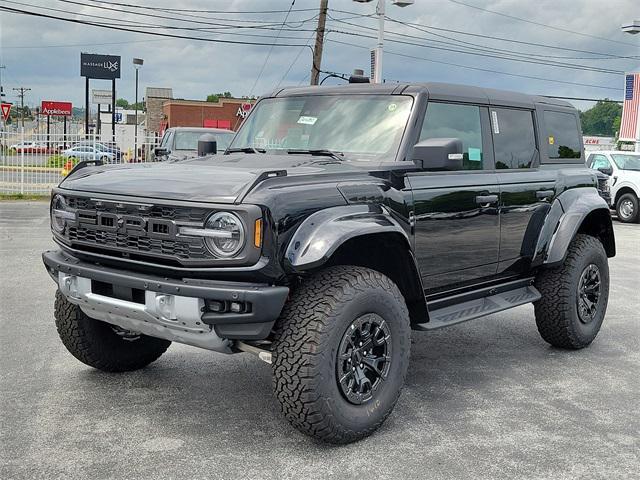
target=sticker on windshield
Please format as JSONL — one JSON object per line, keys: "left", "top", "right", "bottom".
{"left": 297, "top": 116, "right": 317, "bottom": 125}
{"left": 548, "top": 136, "right": 555, "bottom": 145}
{"left": 388, "top": 103, "right": 397, "bottom": 112}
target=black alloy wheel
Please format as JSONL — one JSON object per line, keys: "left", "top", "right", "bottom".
{"left": 577, "top": 264, "right": 601, "bottom": 324}
{"left": 337, "top": 313, "right": 392, "bottom": 405}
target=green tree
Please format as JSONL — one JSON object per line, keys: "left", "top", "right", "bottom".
{"left": 206, "top": 92, "right": 233, "bottom": 102}
{"left": 580, "top": 100, "right": 622, "bottom": 137}
{"left": 116, "top": 98, "right": 130, "bottom": 109}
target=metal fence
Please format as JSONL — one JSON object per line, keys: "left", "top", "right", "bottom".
{"left": 0, "top": 129, "right": 158, "bottom": 195}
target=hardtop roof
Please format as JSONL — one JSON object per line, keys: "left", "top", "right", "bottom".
{"left": 273, "top": 82, "right": 573, "bottom": 109}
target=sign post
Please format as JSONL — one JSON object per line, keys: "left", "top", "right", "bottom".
{"left": 81, "top": 53, "right": 121, "bottom": 140}
{"left": 1, "top": 103, "right": 11, "bottom": 123}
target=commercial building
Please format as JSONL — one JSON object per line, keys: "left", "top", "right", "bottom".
{"left": 160, "top": 97, "right": 254, "bottom": 133}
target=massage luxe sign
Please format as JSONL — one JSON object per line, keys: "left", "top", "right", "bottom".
{"left": 41, "top": 101, "right": 73, "bottom": 116}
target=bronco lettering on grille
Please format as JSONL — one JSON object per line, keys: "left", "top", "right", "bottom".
{"left": 75, "top": 209, "right": 177, "bottom": 238}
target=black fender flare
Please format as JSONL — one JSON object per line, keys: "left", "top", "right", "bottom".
{"left": 541, "top": 187, "right": 615, "bottom": 266}
{"left": 285, "top": 204, "right": 411, "bottom": 270}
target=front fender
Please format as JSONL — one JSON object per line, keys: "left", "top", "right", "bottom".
{"left": 285, "top": 204, "right": 410, "bottom": 270}
{"left": 543, "top": 187, "right": 614, "bottom": 266}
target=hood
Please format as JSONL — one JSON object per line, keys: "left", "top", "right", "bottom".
{"left": 59, "top": 153, "right": 365, "bottom": 203}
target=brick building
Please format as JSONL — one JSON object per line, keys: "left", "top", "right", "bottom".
{"left": 161, "top": 98, "right": 254, "bottom": 133}
{"left": 145, "top": 87, "right": 173, "bottom": 135}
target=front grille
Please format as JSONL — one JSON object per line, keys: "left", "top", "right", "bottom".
{"left": 61, "top": 195, "right": 212, "bottom": 263}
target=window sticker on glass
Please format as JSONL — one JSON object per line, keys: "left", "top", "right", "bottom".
{"left": 548, "top": 136, "right": 555, "bottom": 145}
{"left": 491, "top": 111, "right": 500, "bottom": 134}
{"left": 297, "top": 116, "right": 318, "bottom": 125}
{"left": 388, "top": 103, "right": 397, "bottom": 112}
{"left": 468, "top": 147, "right": 482, "bottom": 161}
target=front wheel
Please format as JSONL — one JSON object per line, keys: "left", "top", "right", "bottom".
{"left": 272, "top": 266, "right": 411, "bottom": 444}
{"left": 54, "top": 290, "right": 171, "bottom": 372}
{"left": 616, "top": 193, "right": 639, "bottom": 223}
{"left": 534, "top": 234, "right": 609, "bottom": 349}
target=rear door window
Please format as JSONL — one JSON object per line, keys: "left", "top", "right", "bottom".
{"left": 490, "top": 108, "right": 537, "bottom": 169}
{"left": 544, "top": 111, "right": 581, "bottom": 159}
{"left": 419, "top": 102, "right": 484, "bottom": 170}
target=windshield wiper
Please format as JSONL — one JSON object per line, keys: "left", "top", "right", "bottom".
{"left": 226, "top": 147, "right": 266, "bottom": 154}
{"left": 286, "top": 149, "right": 345, "bottom": 161}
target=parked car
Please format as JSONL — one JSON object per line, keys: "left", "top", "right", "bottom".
{"left": 9, "top": 141, "right": 49, "bottom": 154}
{"left": 586, "top": 150, "right": 640, "bottom": 222}
{"left": 71, "top": 141, "right": 123, "bottom": 161}
{"left": 44, "top": 82, "right": 614, "bottom": 444}
{"left": 154, "top": 127, "right": 235, "bottom": 161}
{"left": 62, "top": 145, "right": 115, "bottom": 162}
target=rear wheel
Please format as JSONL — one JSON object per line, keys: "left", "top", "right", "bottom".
{"left": 534, "top": 234, "right": 609, "bottom": 349}
{"left": 272, "top": 266, "right": 411, "bottom": 444}
{"left": 616, "top": 193, "right": 639, "bottom": 223}
{"left": 54, "top": 290, "right": 171, "bottom": 372}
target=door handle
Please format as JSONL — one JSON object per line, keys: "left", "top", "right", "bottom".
{"left": 475, "top": 195, "right": 498, "bottom": 207}
{"left": 536, "top": 190, "right": 554, "bottom": 201}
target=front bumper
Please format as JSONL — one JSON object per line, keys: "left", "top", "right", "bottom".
{"left": 43, "top": 249, "right": 289, "bottom": 350}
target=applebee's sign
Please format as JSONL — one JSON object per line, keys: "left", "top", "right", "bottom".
{"left": 236, "top": 103, "right": 252, "bottom": 119}
{"left": 41, "top": 101, "right": 73, "bottom": 116}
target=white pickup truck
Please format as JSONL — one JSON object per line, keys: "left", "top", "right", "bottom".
{"left": 587, "top": 151, "right": 640, "bottom": 223}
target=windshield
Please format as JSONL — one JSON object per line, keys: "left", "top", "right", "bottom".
{"left": 229, "top": 95, "right": 413, "bottom": 160}
{"left": 611, "top": 154, "right": 640, "bottom": 171}
{"left": 174, "top": 131, "right": 233, "bottom": 151}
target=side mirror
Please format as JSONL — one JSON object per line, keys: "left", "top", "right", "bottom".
{"left": 154, "top": 147, "right": 168, "bottom": 157}
{"left": 197, "top": 133, "right": 218, "bottom": 156}
{"left": 597, "top": 166, "right": 613, "bottom": 176}
{"left": 412, "top": 138, "right": 464, "bottom": 171}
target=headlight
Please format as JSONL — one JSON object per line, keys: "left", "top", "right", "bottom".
{"left": 204, "top": 212, "right": 245, "bottom": 257}
{"left": 51, "top": 194, "right": 74, "bottom": 234}
{"left": 180, "top": 212, "right": 246, "bottom": 258}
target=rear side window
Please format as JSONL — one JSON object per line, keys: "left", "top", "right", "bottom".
{"left": 491, "top": 108, "right": 537, "bottom": 169}
{"left": 419, "top": 102, "right": 484, "bottom": 170}
{"left": 544, "top": 111, "right": 581, "bottom": 159}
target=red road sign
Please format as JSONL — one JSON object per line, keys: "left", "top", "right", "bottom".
{"left": 1, "top": 103, "right": 11, "bottom": 121}
{"left": 41, "top": 101, "right": 73, "bottom": 116}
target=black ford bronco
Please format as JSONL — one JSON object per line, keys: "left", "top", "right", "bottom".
{"left": 44, "top": 82, "right": 615, "bottom": 444}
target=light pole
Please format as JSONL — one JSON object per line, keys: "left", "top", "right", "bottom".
{"left": 133, "top": 57, "right": 143, "bottom": 161}
{"left": 352, "top": 0, "right": 414, "bottom": 83}
{"left": 620, "top": 20, "right": 640, "bottom": 152}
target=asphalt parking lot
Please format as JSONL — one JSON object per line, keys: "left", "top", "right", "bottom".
{"left": 1, "top": 201, "right": 638, "bottom": 480}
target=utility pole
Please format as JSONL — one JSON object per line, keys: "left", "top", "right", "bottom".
{"left": 310, "top": 0, "right": 329, "bottom": 85}
{"left": 13, "top": 87, "right": 31, "bottom": 128}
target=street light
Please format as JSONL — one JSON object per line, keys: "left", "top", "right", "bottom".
{"left": 133, "top": 57, "right": 144, "bottom": 161}
{"left": 620, "top": 21, "right": 640, "bottom": 152}
{"left": 353, "top": 0, "right": 414, "bottom": 83}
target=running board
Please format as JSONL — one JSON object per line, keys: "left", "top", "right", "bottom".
{"left": 414, "top": 285, "right": 541, "bottom": 331}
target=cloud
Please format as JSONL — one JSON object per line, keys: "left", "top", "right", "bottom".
{"left": 0, "top": 0, "right": 638, "bottom": 111}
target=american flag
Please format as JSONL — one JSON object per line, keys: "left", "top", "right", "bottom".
{"left": 619, "top": 73, "right": 640, "bottom": 141}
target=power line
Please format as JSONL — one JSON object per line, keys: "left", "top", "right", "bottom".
{"left": 445, "top": 0, "right": 638, "bottom": 47}
{"left": 0, "top": 5, "right": 311, "bottom": 47}
{"left": 333, "top": 10, "right": 639, "bottom": 60}
{"left": 249, "top": 0, "right": 298, "bottom": 98}
{"left": 327, "top": 28, "right": 625, "bottom": 76}
{"left": 326, "top": 39, "right": 621, "bottom": 93}
{"left": 85, "top": 0, "right": 319, "bottom": 15}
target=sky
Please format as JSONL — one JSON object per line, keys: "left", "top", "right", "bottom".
{"left": 0, "top": 0, "right": 638, "bottom": 112}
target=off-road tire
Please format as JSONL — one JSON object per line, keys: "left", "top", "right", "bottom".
{"left": 534, "top": 234, "right": 609, "bottom": 349}
{"left": 615, "top": 193, "right": 639, "bottom": 223}
{"left": 54, "top": 290, "right": 171, "bottom": 372}
{"left": 272, "top": 266, "right": 411, "bottom": 444}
